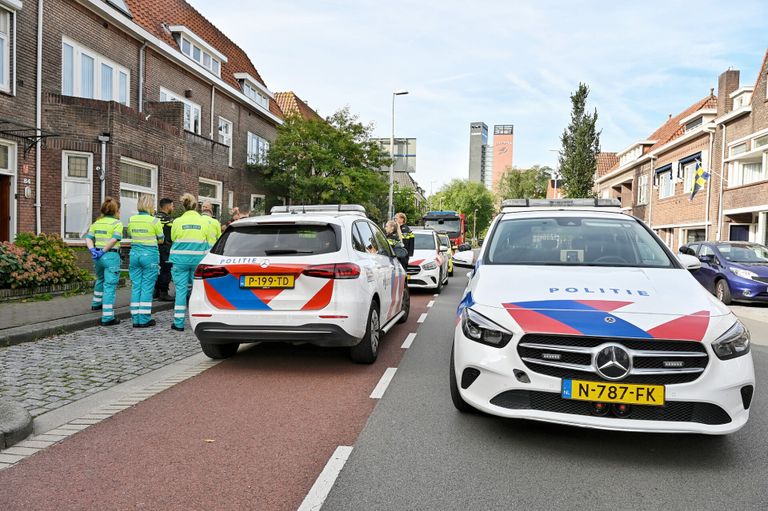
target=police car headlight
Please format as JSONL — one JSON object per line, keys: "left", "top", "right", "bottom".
{"left": 730, "top": 267, "right": 757, "bottom": 280}
{"left": 711, "top": 322, "right": 751, "bottom": 360}
{"left": 422, "top": 261, "right": 437, "bottom": 270}
{"left": 461, "top": 308, "right": 513, "bottom": 347}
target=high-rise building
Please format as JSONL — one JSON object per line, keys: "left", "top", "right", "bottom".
{"left": 468, "top": 122, "right": 513, "bottom": 190}
{"left": 468, "top": 122, "right": 490, "bottom": 185}
{"left": 491, "top": 125, "right": 514, "bottom": 191}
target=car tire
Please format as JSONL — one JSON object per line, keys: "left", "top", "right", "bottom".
{"left": 350, "top": 301, "right": 380, "bottom": 364}
{"left": 200, "top": 342, "right": 239, "bottom": 360}
{"left": 435, "top": 270, "right": 444, "bottom": 294}
{"left": 450, "top": 345, "right": 475, "bottom": 413}
{"left": 716, "top": 279, "right": 732, "bottom": 305}
{"left": 398, "top": 287, "right": 410, "bottom": 324}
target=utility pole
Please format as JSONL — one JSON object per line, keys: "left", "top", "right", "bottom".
{"left": 388, "top": 90, "right": 409, "bottom": 220}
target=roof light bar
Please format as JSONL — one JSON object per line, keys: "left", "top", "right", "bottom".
{"left": 270, "top": 204, "right": 367, "bottom": 216}
{"left": 501, "top": 198, "right": 621, "bottom": 209}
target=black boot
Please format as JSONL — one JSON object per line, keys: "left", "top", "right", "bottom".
{"left": 100, "top": 318, "right": 121, "bottom": 327}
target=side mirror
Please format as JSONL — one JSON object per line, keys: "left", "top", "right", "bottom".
{"left": 466, "top": 271, "right": 473, "bottom": 279}
{"left": 458, "top": 243, "right": 472, "bottom": 252}
{"left": 678, "top": 253, "right": 701, "bottom": 271}
{"left": 698, "top": 254, "right": 714, "bottom": 265}
{"left": 439, "top": 245, "right": 449, "bottom": 253}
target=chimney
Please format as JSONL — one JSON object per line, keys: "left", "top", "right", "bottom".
{"left": 717, "top": 69, "right": 740, "bottom": 116}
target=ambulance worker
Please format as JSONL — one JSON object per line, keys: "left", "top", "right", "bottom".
{"left": 128, "top": 195, "right": 164, "bottom": 328}
{"left": 85, "top": 197, "right": 123, "bottom": 326}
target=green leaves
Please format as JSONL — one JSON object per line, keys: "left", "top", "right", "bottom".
{"left": 0, "top": 234, "right": 90, "bottom": 289}
{"left": 428, "top": 180, "right": 495, "bottom": 240}
{"left": 559, "top": 83, "right": 600, "bottom": 198}
{"left": 497, "top": 165, "right": 552, "bottom": 200}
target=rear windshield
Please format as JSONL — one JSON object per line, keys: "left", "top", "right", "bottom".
{"left": 486, "top": 216, "right": 674, "bottom": 268}
{"left": 211, "top": 224, "right": 340, "bottom": 257}
{"left": 414, "top": 232, "right": 436, "bottom": 250}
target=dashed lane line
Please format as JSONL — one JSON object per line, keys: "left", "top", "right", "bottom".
{"left": 418, "top": 313, "right": 428, "bottom": 324}
{"left": 401, "top": 333, "right": 417, "bottom": 349}
{"left": 297, "top": 446, "right": 354, "bottom": 511}
{"left": 369, "top": 368, "right": 398, "bottom": 399}
{"left": 427, "top": 300, "right": 435, "bottom": 308}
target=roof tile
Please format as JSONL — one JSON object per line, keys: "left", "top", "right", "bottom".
{"left": 596, "top": 152, "right": 619, "bottom": 177}
{"left": 274, "top": 92, "right": 322, "bottom": 121}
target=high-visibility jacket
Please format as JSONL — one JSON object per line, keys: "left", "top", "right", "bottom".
{"left": 85, "top": 216, "right": 124, "bottom": 249}
{"left": 169, "top": 210, "right": 210, "bottom": 264}
{"left": 202, "top": 213, "right": 222, "bottom": 246}
{"left": 400, "top": 224, "right": 415, "bottom": 257}
{"left": 128, "top": 212, "right": 164, "bottom": 250}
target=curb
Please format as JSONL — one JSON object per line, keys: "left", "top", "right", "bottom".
{"left": 0, "top": 301, "right": 175, "bottom": 348}
{"left": 0, "top": 400, "right": 33, "bottom": 449}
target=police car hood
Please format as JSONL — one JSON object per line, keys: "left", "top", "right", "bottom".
{"left": 467, "top": 265, "right": 733, "bottom": 341}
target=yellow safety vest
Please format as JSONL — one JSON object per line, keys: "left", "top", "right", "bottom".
{"left": 86, "top": 216, "right": 123, "bottom": 249}
{"left": 170, "top": 210, "right": 210, "bottom": 263}
{"left": 128, "top": 212, "right": 164, "bottom": 247}
{"left": 202, "top": 214, "right": 222, "bottom": 246}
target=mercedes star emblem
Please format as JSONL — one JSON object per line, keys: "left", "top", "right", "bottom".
{"left": 260, "top": 259, "right": 270, "bottom": 268}
{"left": 594, "top": 344, "right": 632, "bottom": 380}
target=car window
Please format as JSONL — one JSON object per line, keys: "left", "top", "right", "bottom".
{"left": 351, "top": 223, "right": 366, "bottom": 253}
{"left": 355, "top": 221, "right": 379, "bottom": 255}
{"left": 212, "top": 224, "right": 339, "bottom": 257}
{"left": 717, "top": 243, "right": 768, "bottom": 263}
{"left": 699, "top": 245, "right": 715, "bottom": 257}
{"left": 438, "top": 235, "right": 450, "bottom": 249}
{"left": 370, "top": 223, "right": 393, "bottom": 257}
{"left": 486, "top": 216, "right": 674, "bottom": 268}
{"left": 414, "top": 232, "right": 436, "bottom": 250}
{"left": 685, "top": 243, "right": 700, "bottom": 256}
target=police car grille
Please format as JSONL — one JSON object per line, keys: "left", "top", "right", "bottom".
{"left": 490, "top": 390, "right": 732, "bottom": 425}
{"left": 406, "top": 266, "right": 421, "bottom": 275}
{"left": 517, "top": 334, "right": 708, "bottom": 385}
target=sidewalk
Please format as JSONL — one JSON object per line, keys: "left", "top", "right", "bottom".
{"left": 0, "top": 284, "right": 175, "bottom": 347}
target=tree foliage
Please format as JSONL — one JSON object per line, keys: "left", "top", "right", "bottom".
{"left": 427, "top": 180, "right": 495, "bottom": 240}
{"left": 258, "top": 108, "right": 390, "bottom": 222}
{"left": 558, "top": 83, "right": 600, "bottom": 198}
{"left": 496, "top": 165, "right": 552, "bottom": 200}
{"left": 393, "top": 183, "right": 421, "bottom": 222}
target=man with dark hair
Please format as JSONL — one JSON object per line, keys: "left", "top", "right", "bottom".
{"left": 154, "top": 197, "right": 175, "bottom": 301}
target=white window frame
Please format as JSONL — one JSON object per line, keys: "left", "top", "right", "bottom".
{"left": 227, "top": 190, "right": 234, "bottom": 210}
{"left": 0, "top": 139, "right": 17, "bottom": 241}
{"left": 160, "top": 87, "right": 201, "bottom": 134}
{"left": 198, "top": 177, "right": 222, "bottom": 218}
{"left": 61, "top": 37, "right": 130, "bottom": 105}
{"left": 728, "top": 155, "right": 767, "bottom": 188}
{"left": 0, "top": 8, "right": 11, "bottom": 94}
{"left": 682, "top": 161, "right": 697, "bottom": 196}
{"left": 250, "top": 194, "right": 266, "bottom": 216}
{"left": 60, "top": 151, "right": 93, "bottom": 241}
{"left": 637, "top": 174, "right": 648, "bottom": 205}
{"left": 729, "top": 142, "right": 748, "bottom": 157}
{"left": 658, "top": 170, "right": 674, "bottom": 199}
{"left": 178, "top": 34, "right": 222, "bottom": 77}
{"left": 218, "top": 116, "right": 233, "bottom": 167}
{"left": 243, "top": 81, "right": 269, "bottom": 110}
{"left": 247, "top": 132, "right": 270, "bottom": 165}
{"left": 119, "top": 157, "right": 157, "bottom": 238}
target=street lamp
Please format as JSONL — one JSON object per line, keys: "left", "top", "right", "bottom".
{"left": 388, "top": 90, "right": 409, "bottom": 220}
{"left": 549, "top": 148, "right": 560, "bottom": 198}
{"left": 473, "top": 208, "right": 478, "bottom": 245}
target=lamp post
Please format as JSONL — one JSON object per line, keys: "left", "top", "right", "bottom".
{"left": 388, "top": 90, "right": 409, "bottom": 220}
{"left": 473, "top": 208, "right": 478, "bottom": 245}
{"left": 549, "top": 148, "right": 560, "bottom": 198}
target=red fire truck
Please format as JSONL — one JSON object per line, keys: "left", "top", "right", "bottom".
{"left": 423, "top": 211, "right": 466, "bottom": 247}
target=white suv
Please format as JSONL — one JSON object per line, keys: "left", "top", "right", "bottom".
{"left": 451, "top": 199, "right": 755, "bottom": 434}
{"left": 407, "top": 228, "right": 450, "bottom": 292}
{"left": 189, "top": 205, "right": 409, "bottom": 363}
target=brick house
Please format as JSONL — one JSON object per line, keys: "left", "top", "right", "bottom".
{"left": 0, "top": 0, "right": 285, "bottom": 244}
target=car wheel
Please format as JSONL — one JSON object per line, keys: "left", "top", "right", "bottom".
{"left": 435, "top": 270, "right": 444, "bottom": 294}
{"left": 350, "top": 301, "right": 380, "bottom": 364}
{"left": 716, "top": 279, "right": 732, "bottom": 305}
{"left": 398, "top": 287, "right": 410, "bottom": 324}
{"left": 200, "top": 342, "right": 239, "bottom": 360}
{"left": 450, "top": 345, "right": 475, "bottom": 413}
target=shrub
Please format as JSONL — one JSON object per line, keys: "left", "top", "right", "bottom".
{"left": 0, "top": 233, "right": 91, "bottom": 289}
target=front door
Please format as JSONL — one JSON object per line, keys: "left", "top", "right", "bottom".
{"left": 0, "top": 174, "right": 10, "bottom": 242}
{"left": 730, "top": 224, "right": 751, "bottom": 242}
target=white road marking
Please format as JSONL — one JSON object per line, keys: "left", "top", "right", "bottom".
{"left": 401, "top": 333, "right": 417, "bottom": 349}
{"left": 418, "top": 313, "right": 428, "bottom": 323}
{"left": 370, "top": 367, "right": 398, "bottom": 399}
{"left": 297, "top": 446, "right": 354, "bottom": 511}
{"left": 427, "top": 300, "right": 435, "bottom": 308}
{"left": 433, "top": 293, "right": 439, "bottom": 297}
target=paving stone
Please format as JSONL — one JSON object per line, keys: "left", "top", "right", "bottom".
{"left": 32, "top": 434, "right": 67, "bottom": 442}
{"left": 0, "top": 453, "right": 24, "bottom": 463}
{"left": 14, "top": 440, "right": 55, "bottom": 449}
{"left": 2, "top": 446, "right": 39, "bottom": 456}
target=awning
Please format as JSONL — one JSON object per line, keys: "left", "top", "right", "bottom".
{"left": 654, "top": 163, "right": 672, "bottom": 174}
{"left": 0, "top": 118, "right": 59, "bottom": 156}
{"left": 679, "top": 152, "right": 702, "bottom": 166}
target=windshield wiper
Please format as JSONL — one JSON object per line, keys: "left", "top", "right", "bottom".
{"left": 263, "top": 249, "right": 315, "bottom": 255}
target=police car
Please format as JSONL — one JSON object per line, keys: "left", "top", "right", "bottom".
{"left": 406, "top": 228, "right": 450, "bottom": 292}
{"left": 451, "top": 198, "right": 755, "bottom": 434}
{"left": 189, "top": 205, "right": 409, "bottom": 363}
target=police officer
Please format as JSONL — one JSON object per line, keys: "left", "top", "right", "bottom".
{"left": 200, "top": 200, "right": 222, "bottom": 246}
{"left": 385, "top": 220, "right": 409, "bottom": 270}
{"left": 85, "top": 197, "right": 123, "bottom": 326}
{"left": 154, "top": 197, "right": 175, "bottom": 301}
{"left": 169, "top": 193, "right": 211, "bottom": 332}
{"left": 395, "top": 212, "right": 415, "bottom": 257}
{"left": 128, "top": 195, "right": 164, "bottom": 328}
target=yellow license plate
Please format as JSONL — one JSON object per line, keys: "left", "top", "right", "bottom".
{"left": 562, "top": 379, "right": 665, "bottom": 406}
{"left": 242, "top": 275, "right": 295, "bottom": 289}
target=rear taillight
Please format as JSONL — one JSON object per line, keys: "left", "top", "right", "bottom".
{"left": 303, "top": 263, "right": 360, "bottom": 279}
{"left": 194, "top": 264, "right": 230, "bottom": 279}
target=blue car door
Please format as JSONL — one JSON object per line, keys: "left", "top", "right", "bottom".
{"left": 696, "top": 245, "right": 721, "bottom": 293}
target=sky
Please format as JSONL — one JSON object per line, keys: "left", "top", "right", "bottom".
{"left": 193, "top": 0, "right": 768, "bottom": 195}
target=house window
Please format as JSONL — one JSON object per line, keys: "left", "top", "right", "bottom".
{"left": 658, "top": 171, "right": 674, "bottom": 199}
{"left": 250, "top": 194, "right": 265, "bottom": 216}
{"left": 728, "top": 160, "right": 766, "bottom": 188}
{"left": 160, "top": 87, "right": 201, "bottom": 134}
{"left": 119, "top": 158, "right": 157, "bottom": 233}
{"left": 198, "top": 177, "right": 222, "bottom": 218}
{"left": 685, "top": 228, "right": 706, "bottom": 244}
{"left": 61, "top": 38, "right": 130, "bottom": 105}
{"left": 61, "top": 152, "right": 93, "bottom": 240}
{"left": 218, "top": 117, "right": 233, "bottom": 167}
{"left": 247, "top": 132, "right": 270, "bottom": 164}
{"left": 227, "top": 190, "right": 234, "bottom": 210}
{"left": 684, "top": 117, "right": 702, "bottom": 132}
{"left": 179, "top": 36, "right": 221, "bottom": 77}
{"left": 243, "top": 81, "right": 269, "bottom": 109}
{"left": 730, "top": 143, "right": 748, "bottom": 157}
{"left": 682, "top": 161, "right": 697, "bottom": 195}
{"left": 637, "top": 174, "right": 649, "bottom": 205}
{"left": 753, "top": 134, "right": 768, "bottom": 149}
{"left": 0, "top": 9, "right": 10, "bottom": 93}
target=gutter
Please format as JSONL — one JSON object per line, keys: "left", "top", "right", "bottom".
{"left": 138, "top": 41, "right": 147, "bottom": 112}
{"left": 34, "top": 0, "right": 43, "bottom": 234}
{"left": 717, "top": 123, "right": 727, "bottom": 241}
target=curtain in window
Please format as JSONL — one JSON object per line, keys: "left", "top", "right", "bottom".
{"left": 62, "top": 44, "right": 74, "bottom": 95}
{"left": 81, "top": 54, "right": 95, "bottom": 98}
{"left": 101, "top": 63, "right": 113, "bottom": 101}
{"left": 118, "top": 72, "right": 128, "bottom": 105}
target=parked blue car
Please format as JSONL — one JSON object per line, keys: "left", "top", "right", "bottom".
{"left": 679, "top": 241, "right": 768, "bottom": 305}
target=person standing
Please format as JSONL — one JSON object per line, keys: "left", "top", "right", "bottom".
{"left": 200, "top": 200, "right": 222, "bottom": 246}
{"left": 169, "top": 194, "right": 210, "bottom": 332}
{"left": 154, "top": 197, "right": 175, "bottom": 301}
{"left": 395, "top": 212, "right": 415, "bottom": 257}
{"left": 128, "top": 195, "right": 164, "bottom": 328}
{"left": 385, "top": 220, "right": 409, "bottom": 270}
{"left": 85, "top": 197, "right": 123, "bottom": 326}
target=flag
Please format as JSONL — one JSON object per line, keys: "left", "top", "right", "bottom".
{"left": 689, "top": 160, "right": 709, "bottom": 200}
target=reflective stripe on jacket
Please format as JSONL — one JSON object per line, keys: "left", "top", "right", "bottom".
{"left": 169, "top": 210, "right": 210, "bottom": 263}
{"left": 86, "top": 216, "right": 123, "bottom": 249}
{"left": 128, "top": 212, "right": 164, "bottom": 248}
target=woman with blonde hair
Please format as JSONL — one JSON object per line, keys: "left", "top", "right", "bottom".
{"left": 385, "top": 220, "right": 409, "bottom": 270}
{"left": 127, "top": 195, "right": 164, "bottom": 328}
{"left": 85, "top": 197, "right": 123, "bottom": 326}
{"left": 169, "top": 193, "right": 210, "bottom": 331}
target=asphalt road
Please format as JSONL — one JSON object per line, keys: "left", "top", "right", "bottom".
{"left": 324, "top": 277, "right": 768, "bottom": 511}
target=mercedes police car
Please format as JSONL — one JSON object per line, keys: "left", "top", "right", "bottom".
{"left": 451, "top": 198, "right": 755, "bottom": 434}
{"left": 189, "top": 205, "right": 409, "bottom": 363}
{"left": 406, "top": 228, "right": 450, "bottom": 292}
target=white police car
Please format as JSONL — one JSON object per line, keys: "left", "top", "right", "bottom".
{"left": 406, "top": 228, "right": 450, "bottom": 292}
{"left": 451, "top": 198, "right": 755, "bottom": 434}
{"left": 189, "top": 205, "right": 409, "bottom": 363}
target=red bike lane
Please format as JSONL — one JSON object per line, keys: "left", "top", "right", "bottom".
{"left": 0, "top": 292, "right": 435, "bottom": 511}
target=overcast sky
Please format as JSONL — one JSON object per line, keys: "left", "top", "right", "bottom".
{"left": 194, "top": 0, "right": 767, "bottom": 195}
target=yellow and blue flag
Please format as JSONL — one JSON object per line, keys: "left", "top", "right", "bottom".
{"left": 690, "top": 160, "right": 709, "bottom": 200}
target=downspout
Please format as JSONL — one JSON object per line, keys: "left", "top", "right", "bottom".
{"left": 648, "top": 155, "right": 656, "bottom": 229}
{"left": 34, "top": 0, "right": 43, "bottom": 234}
{"left": 209, "top": 84, "right": 216, "bottom": 139}
{"left": 138, "top": 42, "right": 147, "bottom": 112}
{"left": 12, "top": 9, "right": 16, "bottom": 96}
{"left": 100, "top": 139, "right": 107, "bottom": 202}
{"left": 716, "top": 124, "right": 727, "bottom": 241}
{"left": 705, "top": 129, "right": 715, "bottom": 240}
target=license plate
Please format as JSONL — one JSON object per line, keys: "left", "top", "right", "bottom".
{"left": 562, "top": 379, "right": 665, "bottom": 406}
{"left": 241, "top": 275, "right": 295, "bottom": 289}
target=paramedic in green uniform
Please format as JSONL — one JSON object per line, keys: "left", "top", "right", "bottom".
{"left": 85, "top": 197, "right": 123, "bottom": 326}
{"left": 127, "top": 195, "right": 165, "bottom": 328}
{"left": 169, "top": 193, "right": 211, "bottom": 331}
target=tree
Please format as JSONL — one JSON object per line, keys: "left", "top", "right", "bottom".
{"left": 428, "top": 180, "right": 495, "bottom": 240}
{"left": 558, "top": 83, "right": 600, "bottom": 198}
{"left": 393, "top": 183, "right": 421, "bottom": 223}
{"left": 257, "top": 107, "right": 390, "bottom": 222}
{"left": 496, "top": 165, "right": 552, "bottom": 200}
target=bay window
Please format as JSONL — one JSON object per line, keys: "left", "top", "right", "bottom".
{"left": 61, "top": 152, "right": 93, "bottom": 240}
{"left": 61, "top": 38, "right": 130, "bottom": 105}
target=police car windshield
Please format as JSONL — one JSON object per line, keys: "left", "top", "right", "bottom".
{"left": 486, "top": 216, "right": 674, "bottom": 268}
{"left": 414, "top": 232, "right": 436, "bottom": 250}
{"left": 211, "top": 224, "right": 340, "bottom": 257}
{"left": 424, "top": 219, "right": 460, "bottom": 237}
